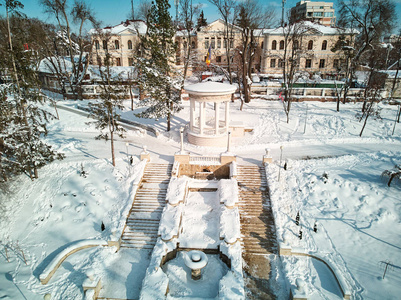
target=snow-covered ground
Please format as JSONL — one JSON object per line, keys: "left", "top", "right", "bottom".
{"left": 267, "top": 151, "right": 401, "bottom": 299}
{"left": 1, "top": 91, "right": 400, "bottom": 299}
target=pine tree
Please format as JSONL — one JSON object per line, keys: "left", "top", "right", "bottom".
{"left": 196, "top": 10, "right": 207, "bottom": 30}
{"left": 136, "top": 0, "right": 182, "bottom": 132}
{"left": 0, "top": 1, "right": 64, "bottom": 181}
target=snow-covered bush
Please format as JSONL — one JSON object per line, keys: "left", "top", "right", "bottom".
{"left": 381, "top": 165, "right": 401, "bottom": 187}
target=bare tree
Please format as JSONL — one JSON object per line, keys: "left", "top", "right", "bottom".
{"left": 179, "top": 0, "right": 200, "bottom": 82}
{"left": 40, "top": 0, "right": 98, "bottom": 99}
{"left": 207, "top": 0, "right": 237, "bottom": 84}
{"left": 358, "top": 49, "right": 387, "bottom": 136}
{"left": 267, "top": 19, "right": 313, "bottom": 123}
{"left": 88, "top": 33, "right": 126, "bottom": 167}
{"left": 235, "top": 0, "right": 274, "bottom": 108}
{"left": 337, "top": 0, "right": 395, "bottom": 105}
{"left": 137, "top": 0, "right": 152, "bottom": 22}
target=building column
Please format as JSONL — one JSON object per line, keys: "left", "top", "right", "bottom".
{"left": 215, "top": 102, "right": 220, "bottom": 135}
{"left": 190, "top": 99, "right": 195, "bottom": 132}
{"left": 225, "top": 101, "right": 230, "bottom": 132}
{"left": 200, "top": 102, "right": 204, "bottom": 135}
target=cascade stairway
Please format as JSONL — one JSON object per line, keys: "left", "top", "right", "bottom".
{"left": 121, "top": 163, "right": 172, "bottom": 249}
{"left": 237, "top": 165, "right": 277, "bottom": 255}
{"left": 237, "top": 165, "right": 278, "bottom": 299}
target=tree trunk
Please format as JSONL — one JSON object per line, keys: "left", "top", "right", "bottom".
{"left": 166, "top": 100, "right": 173, "bottom": 132}
{"left": 129, "top": 85, "right": 134, "bottom": 111}
{"left": 111, "top": 130, "right": 115, "bottom": 166}
{"left": 360, "top": 100, "right": 374, "bottom": 137}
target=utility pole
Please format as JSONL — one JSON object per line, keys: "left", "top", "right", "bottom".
{"left": 281, "top": 0, "right": 286, "bottom": 27}
{"left": 131, "top": 0, "right": 134, "bottom": 19}
{"left": 174, "top": 0, "right": 179, "bottom": 25}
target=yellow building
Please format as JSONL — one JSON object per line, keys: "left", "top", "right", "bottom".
{"left": 90, "top": 19, "right": 355, "bottom": 80}
{"left": 260, "top": 22, "right": 356, "bottom": 79}
{"left": 90, "top": 20, "right": 146, "bottom": 67}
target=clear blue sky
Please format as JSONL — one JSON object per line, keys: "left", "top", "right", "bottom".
{"left": 2, "top": 0, "right": 401, "bottom": 31}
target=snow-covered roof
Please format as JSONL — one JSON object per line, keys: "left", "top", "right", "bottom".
{"left": 39, "top": 57, "right": 73, "bottom": 74}
{"left": 38, "top": 56, "right": 136, "bottom": 80}
{"left": 264, "top": 21, "right": 357, "bottom": 36}
{"left": 199, "top": 19, "right": 241, "bottom": 32}
{"left": 184, "top": 82, "right": 236, "bottom": 95}
{"left": 90, "top": 20, "right": 147, "bottom": 36}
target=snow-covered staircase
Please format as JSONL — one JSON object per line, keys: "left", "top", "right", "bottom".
{"left": 121, "top": 163, "right": 172, "bottom": 249}
{"left": 237, "top": 165, "right": 278, "bottom": 299}
{"left": 237, "top": 165, "right": 277, "bottom": 255}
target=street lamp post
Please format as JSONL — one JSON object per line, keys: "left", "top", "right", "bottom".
{"left": 278, "top": 145, "right": 284, "bottom": 181}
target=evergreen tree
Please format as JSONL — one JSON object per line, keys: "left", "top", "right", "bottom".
{"left": 196, "top": 10, "right": 207, "bottom": 30}
{"left": 0, "top": 1, "right": 64, "bottom": 181}
{"left": 136, "top": 0, "right": 182, "bottom": 132}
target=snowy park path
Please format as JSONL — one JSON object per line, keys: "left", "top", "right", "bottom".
{"left": 120, "top": 163, "right": 173, "bottom": 249}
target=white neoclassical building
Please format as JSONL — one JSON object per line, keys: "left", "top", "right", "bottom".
{"left": 184, "top": 82, "right": 237, "bottom": 147}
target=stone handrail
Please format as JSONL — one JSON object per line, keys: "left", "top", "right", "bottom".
{"left": 39, "top": 239, "right": 107, "bottom": 285}
{"left": 280, "top": 245, "right": 352, "bottom": 300}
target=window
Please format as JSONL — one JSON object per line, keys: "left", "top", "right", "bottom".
{"left": 191, "top": 41, "right": 196, "bottom": 49}
{"left": 279, "top": 59, "right": 285, "bottom": 68}
{"left": 128, "top": 58, "right": 133, "bottom": 66}
{"left": 270, "top": 58, "right": 276, "bottom": 68}
{"left": 95, "top": 40, "right": 100, "bottom": 50}
{"left": 104, "top": 57, "right": 108, "bottom": 65}
{"left": 103, "top": 40, "right": 108, "bottom": 50}
{"left": 333, "top": 59, "right": 339, "bottom": 69}
{"left": 305, "top": 59, "right": 312, "bottom": 68}
{"left": 308, "top": 40, "right": 313, "bottom": 50}
{"left": 217, "top": 38, "right": 221, "bottom": 48}
{"left": 279, "top": 40, "right": 284, "bottom": 50}
{"left": 261, "top": 41, "right": 264, "bottom": 49}
{"left": 230, "top": 38, "right": 234, "bottom": 48}
{"left": 319, "top": 59, "right": 325, "bottom": 68}
{"left": 223, "top": 38, "right": 227, "bottom": 49}
{"left": 272, "top": 40, "right": 277, "bottom": 50}
{"left": 211, "top": 37, "right": 215, "bottom": 49}
{"left": 216, "top": 56, "right": 222, "bottom": 63}
{"left": 293, "top": 40, "right": 299, "bottom": 50}
{"left": 128, "top": 40, "right": 133, "bottom": 50}
{"left": 322, "top": 40, "right": 327, "bottom": 50}
{"left": 116, "top": 58, "right": 121, "bottom": 66}
{"left": 205, "top": 37, "right": 209, "bottom": 49}
{"left": 324, "top": 12, "right": 333, "bottom": 17}
{"left": 115, "top": 40, "right": 119, "bottom": 50}
{"left": 313, "top": 12, "right": 323, "bottom": 17}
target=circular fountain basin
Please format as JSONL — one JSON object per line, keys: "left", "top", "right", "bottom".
{"left": 162, "top": 252, "right": 228, "bottom": 298}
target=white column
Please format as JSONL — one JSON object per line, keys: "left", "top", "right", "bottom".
{"left": 200, "top": 102, "right": 204, "bottom": 134}
{"left": 190, "top": 99, "right": 194, "bottom": 132}
{"left": 225, "top": 101, "right": 230, "bottom": 132}
{"left": 215, "top": 102, "right": 220, "bottom": 135}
